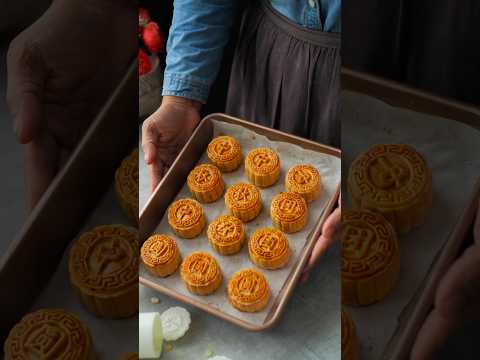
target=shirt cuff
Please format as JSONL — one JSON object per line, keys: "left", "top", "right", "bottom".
{"left": 162, "top": 73, "right": 210, "bottom": 104}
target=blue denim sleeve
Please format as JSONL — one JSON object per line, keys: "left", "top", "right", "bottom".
{"left": 162, "top": 0, "right": 238, "bottom": 104}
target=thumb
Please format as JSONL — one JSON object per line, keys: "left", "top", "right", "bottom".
{"left": 141, "top": 119, "right": 158, "bottom": 165}
{"left": 7, "top": 40, "right": 46, "bottom": 144}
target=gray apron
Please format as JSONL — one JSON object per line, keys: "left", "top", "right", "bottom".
{"left": 226, "top": 0, "right": 341, "bottom": 147}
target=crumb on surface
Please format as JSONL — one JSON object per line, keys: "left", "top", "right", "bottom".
{"left": 165, "top": 343, "right": 173, "bottom": 352}
{"left": 150, "top": 297, "right": 160, "bottom": 304}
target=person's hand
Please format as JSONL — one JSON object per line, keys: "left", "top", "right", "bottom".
{"left": 6, "top": 0, "right": 135, "bottom": 211}
{"left": 411, "top": 199, "right": 480, "bottom": 360}
{"left": 141, "top": 96, "right": 201, "bottom": 192}
{"left": 301, "top": 194, "right": 341, "bottom": 282}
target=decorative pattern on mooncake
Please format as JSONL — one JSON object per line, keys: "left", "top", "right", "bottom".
{"left": 69, "top": 225, "right": 138, "bottom": 318}
{"left": 248, "top": 228, "right": 290, "bottom": 270}
{"left": 141, "top": 234, "right": 181, "bottom": 277}
{"left": 347, "top": 144, "right": 432, "bottom": 234}
{"left": 167, "top": 198, "right": 206, "bottom": 238}
{"left": 187, "top": 164, "right": 225, "bottom": 203}
{"left": 270, "top": 192, "right": 308, "bottom": 233}
{"left": 224, "top": 183, "right": 262, "bottom": 222}
{"left": 285, "top": 164, "right": 322, "bottom": 203}
{"left": 207, "top": 215, "right": 245, "bottom": 255}
{"left": 207, "top": 136, "right": 242, "bottom": 172}
{"left": 227, "top": 269, "right": 271, "bottom": 313}
{"left": 341, "top": 210, "right": 400, "bottom": 306}
{"left": 180, "top": 252, "right": 222, "bottom": 295}
{"left": 341, "top": 308, "right": 360, "bottom": 360}
{"left": 4, "top": 309, "right": 95, "bottom": 360}
{"left": 115, "top": 148, "right": 139, "bottom": 225}
{"left": 245, "top": 147, "right": 281, "bottom": 187}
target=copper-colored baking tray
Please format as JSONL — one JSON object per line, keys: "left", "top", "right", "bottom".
{"left": 342, "top": 67, "right": 480, "bottom": 359}
{"left": 139, "top": 113, "right": 341, "bottom": 331}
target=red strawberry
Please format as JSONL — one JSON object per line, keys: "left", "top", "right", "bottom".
{"left": 138, "top": 49, "right": 152, "bottom": 76}
{"left": 142, "top": 22, "right": 165, "bottom": 54}
{"left": 139, "top": 8, "right": 150, "bottom": 26}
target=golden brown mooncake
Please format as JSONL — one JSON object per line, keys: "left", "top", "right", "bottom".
{"left": 341, "top": 210, "right": 400, "bottom": 306}
{"left": 115, "top": 148, "right": 139, "bottom": 225}
{"left": 167, "top": 198, "right": 206, "bottom": 238}
{"left": 244, "top": 147, "right": 281, "bottom": 187}
{"left": 69, "top": 225, "right": 138, "bottom": 318}
{"left": 4, "top": 309, "right": 95, "bottom": 360}
{"left": 270, "top": 192, "right": 308, "bottom": 233}
{"left": 347, "top": 144, "right": 433, "bottom": 234}
{"left": 187, "top": 164, "right": 225, "bottom": 203}
{"left": 285, "top": 164, "right": 322, "bottom": 203}
{"left": 207, "top": 215, "right": 245, "bottom": 255}
{"left": 180, "top": 252, "right": 222, "bottom": 295}
{"left": 227, "top": 269, "right": 271, "bottom": 313}
{"left": 224, "top": 183, "right": 262, "bottom": 222}
{"left": 248, "top": 228, "right": 290, "bottom": 270}
{"left": 141, "top": 234, "right": 181, "bottom": 277}
{"left": 342, "top": 308, "right": 360, "bottom": 360}
{"left": 207, "top": 135, "right": 242, "bottom": 172}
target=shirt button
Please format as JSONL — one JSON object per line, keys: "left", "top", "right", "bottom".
{"left": 308, "top": 0, "right": 316, "bottom": 8}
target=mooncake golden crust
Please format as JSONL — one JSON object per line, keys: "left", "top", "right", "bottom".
{"left": 270, "top": 192, "right": 308, "bottom": 233}
{"left": 227, "top": 269, "right": 271, "bottom": 313}
{"left": 248, "top": 228, "right": 290, "bottom": 270}
{"left": 69, "top": 225, "right": 138, "bottom": 318}
{"left": 341, "top": 210, "right": 400, "bottom": 306}
{"left": 187, "top": 164, "right": 225, "bottom": 203}
{"left": 245, "top": 147, "right": 281, "bottom": 187}
{"left": 180, "top": 252, "right": 222, "bottom": 295}
{"left": 4, "top": 309, "right": 96, "bottom": 360}
{"left": 224, "top": 183, "right": 262, "bottom": 222}
{"left": 285, "top": 164, "right": 322, "bottom": 203}
{"left": 167, "top": 198, "right": 206, "bottom": 238}
{"left": 115, "top": 148, "right": 139, "bottom": 225}
{"left": 342, "top": 308, "right": 360, "bottom": 360}
{"left": 141, "top": 234, "right": 181, "bottom": 277}
{"left": 207, "top": 136, "right": 242, "bottom": 172}
{"left": 347, "top": 144, "right": 433, "bottom": 234}
{"left": 207, "top": 215, "right": 245, "bottom": 255}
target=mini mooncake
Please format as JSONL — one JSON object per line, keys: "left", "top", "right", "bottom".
{"left": 347, "top": 144, "right": 433, "bottom": 234}
{"left": 180, "top": 252, "right": 222, "bottom": 295}
{"left": 248, "top": 228, "right": 290, "bottom": 270}
{"left": 207, "top": 135, "right": 242, "bottom": 172}
{"left": 167, "top": 198, "right": 206, "bottom": 238}
{"left": 69, "top": 224, "right": 138, "bottom": 318}
{"left": 115, "top": 148, "right": 139, "bottom": 225}
{"left": 228, "top": 269, "right": 271, "bottom": 313}
{"left": 4, "top": 308, "right": 95, "bottom": 360}
{"left": 341, "top": 210, "right": 400, "bottom": 306}
{"left": 270, "top": 192, "right": 308, "bottom": 233}
{"left": 285, "top": 164, "right": 322, "bottom": 203}
{"left": 342, "top": 307, "right": 360, "bottom": 360}
{"left": 187, "top": 164, "right": 225, "bottom": 203}
{"left": 207, "top": 215, "right": 245, "bottom": 255}
{"left": 225, "top": 183, "right": 262, "bottom": 222}
{"left": 245, "top": 147, "right": 280, "bottom": 187}
{"left": 141, "top": 234, "right": 181, "bottom": 277}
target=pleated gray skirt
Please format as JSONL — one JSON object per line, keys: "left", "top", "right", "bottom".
{"left": 226, "top": 1, "right": 341, "bottom": 147}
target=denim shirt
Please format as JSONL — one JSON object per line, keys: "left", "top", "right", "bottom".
{"left": 162, "top": 0, "right": 341, "bottom": 104}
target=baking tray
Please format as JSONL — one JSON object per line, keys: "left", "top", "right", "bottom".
{"left": 342, "top": 67, "right": 480, "bottom": 359}
{"left": 0, "top": 60, "right": 137, "bottom": 341}
{"left": 139, "top": 113, "right": 341, "bottom": 331}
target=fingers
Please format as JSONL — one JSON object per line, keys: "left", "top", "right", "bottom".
{"left": 141, "top": 119, "right": 158, "bottom": 165}
{"left": 411, "top": 244, "right": 480, "bottom": 359}
{"left": 149, "top": 160, "right": 164, "bottom": 193}
{"left": 7, "top": 39, "right": 46, "bottom": 144}
{"left": 24, "top": 134, "right": 59, "bottom": 212}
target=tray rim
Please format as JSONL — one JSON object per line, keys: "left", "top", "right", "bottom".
{"left": 139, "top": 113, "right": 341, "bottom": 331}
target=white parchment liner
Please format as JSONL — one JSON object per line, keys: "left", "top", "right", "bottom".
{"left": 341, "top": 91, "right": 480, "bottom": 359}
{"left": 139, "top": 120, "right": 341, "bottom": 326}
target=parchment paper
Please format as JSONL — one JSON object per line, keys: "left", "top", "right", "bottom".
{"left": 139, "top": 119, "right": 341, "bottom": 326}
{"left": 341, "top": 91, "right": 480, "bottom": 359}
